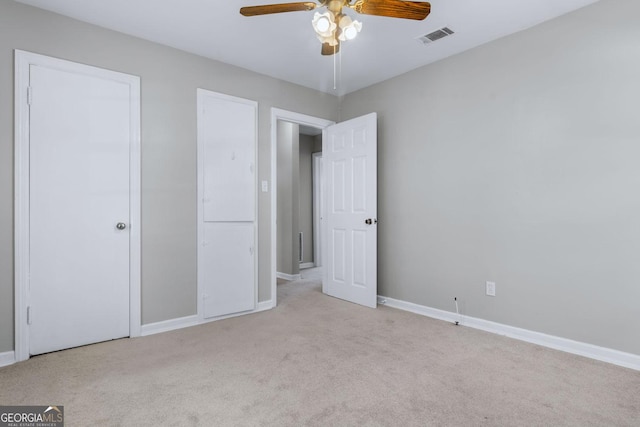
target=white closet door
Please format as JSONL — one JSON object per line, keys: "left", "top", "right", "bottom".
{"left": 197, "top": 89, "right": 257, "bottom": 319}
{"left": 27, "top": 60, "right": 136, "bottom": 355}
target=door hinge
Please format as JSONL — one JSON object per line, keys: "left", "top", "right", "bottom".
{"left": 27, "top": 306, "right": 32, "bottom": 325}
{"left": 27, "top": 86, "right": 33, "bottom": 105}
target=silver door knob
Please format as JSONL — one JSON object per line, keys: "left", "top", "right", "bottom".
{"left": 116, "top": 222, "right": 127, "bottom": 230}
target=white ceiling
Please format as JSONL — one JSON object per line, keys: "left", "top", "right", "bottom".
{"left": 15, "top": 0, "right": 599, "bottom": 95}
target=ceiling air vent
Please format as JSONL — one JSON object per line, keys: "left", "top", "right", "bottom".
{"left": 416, "top": 27, "right": 455, "bottom": 45}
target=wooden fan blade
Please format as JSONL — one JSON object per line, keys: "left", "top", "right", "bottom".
{"left": 240, "top": 2, "right": 317, "bottom": 16}
{"left": 321, "top": 42, "right": 340, "bottom": 56}
{"left": 349, "top": 0, "right": 431, "bottom": 20}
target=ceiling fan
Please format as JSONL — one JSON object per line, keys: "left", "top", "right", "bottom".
{"left": 240, "top": 0, "right": 431, "bottom": 56}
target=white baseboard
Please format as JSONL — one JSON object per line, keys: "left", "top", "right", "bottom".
{"left": 299, "top": 262, "right": 315, "bottom": 269}
{"left": 379, "top": 296, "right": 640, "bottom": 372}
{"left": 3, "top": 301, "right": 278, "bottom": 363}
{"left": 277, "top": 272, "right": 301, "bottom": 281}
{"left": 257, "top": 299, "right": 275, "bottom": 311}
{"left": 141, "top": 300, "right": 275, "bottom": 337}
{"left": 0, "top": 351, "right": 16, "bottom": 368}
{"left": 141, "top": 315, "right": 200, "bottom": 336}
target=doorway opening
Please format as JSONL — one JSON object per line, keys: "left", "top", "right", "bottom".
{"left": 276, "top": 121, "right": 322, "bottom": 281}
{"left": 270, "top": 109, "right": 334, "bottom": 307}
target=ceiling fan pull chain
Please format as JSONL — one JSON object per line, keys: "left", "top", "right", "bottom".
{"left": 339, "top": 46, "right": 342, "bottom": 91}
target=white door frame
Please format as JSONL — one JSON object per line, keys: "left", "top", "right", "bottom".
{"left": 312, "top": 152, "right": 323, "bottom": 268}
{"left": 13, "top": 50, "right": 141, "bottom": 362}
{"left": 270, "top": 108, "right": 334, "bottom": 307}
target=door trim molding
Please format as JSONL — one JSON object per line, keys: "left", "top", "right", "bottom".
{"left": 13, "top": 50, "right": 141, "bottom": 362}
{"left": 312, "top": 152, "right": 323, "bottom": 268}
{"left": 270, "top": 109, "right": 334, "bottom": 308}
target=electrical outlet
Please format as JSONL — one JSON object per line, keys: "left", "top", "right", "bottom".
{"left": 486, "top": 281, "right": 496, "bottom": 297}
{"left": 261, "top": 180, "right": 268, "bottom": 192}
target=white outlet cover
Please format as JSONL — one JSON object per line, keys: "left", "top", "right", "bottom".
{"left": 261, "top": 180, "right": 268, "bottom": 192}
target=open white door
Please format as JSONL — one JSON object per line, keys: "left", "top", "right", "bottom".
{"left": 324, "top": 113, "right": 377, "bottom": 308}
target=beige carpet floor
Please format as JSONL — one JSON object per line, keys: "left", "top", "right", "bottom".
{"left": 1, "top": 270, "right": 639, "bottom": 426}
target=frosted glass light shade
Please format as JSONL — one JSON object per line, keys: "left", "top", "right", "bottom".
{"left": 338, "top": 15, "right": 362, "bottom": 41}
{"left": 312, "top": 11, "right": 336, "bottom": 38}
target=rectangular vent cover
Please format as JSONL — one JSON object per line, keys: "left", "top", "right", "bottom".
{"left": 417, "top": 27, "right": 455, "bottom": 45}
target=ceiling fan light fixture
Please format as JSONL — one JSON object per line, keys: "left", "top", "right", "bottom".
{"left": 312, "top": 11, "right": 336, "bottom": 37}
{"left": 240, "top": 0, "right": 432, "bottom": 56}
{"left": 338, "top": 15, "right": 362, "bottom": 41}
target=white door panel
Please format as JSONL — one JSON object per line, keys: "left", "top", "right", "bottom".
{"left": 202, "top": 223, "right": 255, "bottom": 318}
{"left": 324, "top": 113, "right": 377, "bottom": 308}
{"left": 29, "top": 64, "right": 131, "bottom": 355}
{"left": 201, "top": 94, "right": 256, "bottom": 222}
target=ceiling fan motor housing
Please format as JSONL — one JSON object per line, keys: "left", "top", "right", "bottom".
{"left": 327, "top": 0, "right": 347, "bottom": 14}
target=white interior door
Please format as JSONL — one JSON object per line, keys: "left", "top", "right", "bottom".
{"left": 324, "top": 113, "right": 377, "bottom": 308}
{"left": 28, "top": 63, "right": 133, "bottom": 355}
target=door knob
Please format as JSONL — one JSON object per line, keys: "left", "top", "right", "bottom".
{"left": 365, "top": 218, "right": 378, "bottom": 225}
{"left": 116, "top": 222, "right": 127, "bottom": 230}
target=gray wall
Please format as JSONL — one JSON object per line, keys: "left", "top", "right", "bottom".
{"left": 276, "top": 121, "right": 300, "bottom": 276}
{"left": 299, "top": 135, "right": 315, "bottom": 265}
{"left": 0, "top": 1, "right": 339, "bottom": 353}
{"left": 341, "top": 0, "right": 640, "bottom": 355}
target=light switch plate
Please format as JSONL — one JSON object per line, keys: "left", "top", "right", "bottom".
{"left": 486, "top": 281, "right": 496, "bottom": 297}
